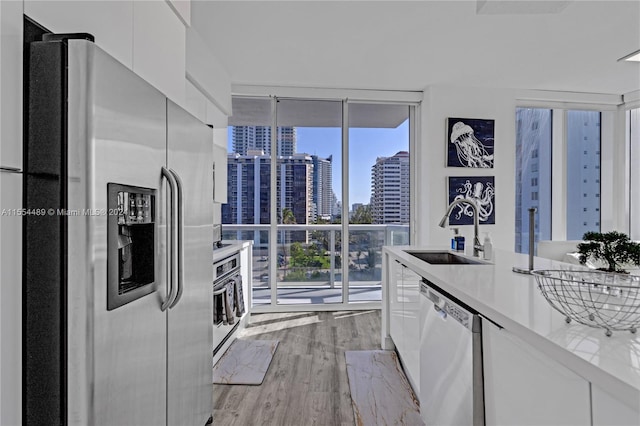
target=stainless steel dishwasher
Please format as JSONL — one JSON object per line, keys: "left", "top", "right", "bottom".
{"left": 419, "top": 279, "right": 485, "bottom": 426}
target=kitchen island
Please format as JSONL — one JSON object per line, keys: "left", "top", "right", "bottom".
{"left": 382, "top": 246, "right": 640, "bottom": 425}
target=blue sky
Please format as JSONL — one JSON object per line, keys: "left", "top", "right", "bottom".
{"left": 228, "top": 120, "right": 409, "bottom": 206}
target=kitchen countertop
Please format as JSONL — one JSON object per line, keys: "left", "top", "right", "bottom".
{"left": 384, "top": 246, "right": 640, "bottom": 408}
{"left": 213, "top": 240, "right": 251, "bottom": 262}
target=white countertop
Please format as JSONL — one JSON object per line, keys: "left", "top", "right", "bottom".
{"left": 213, "top": 240, "right": 251, "bottom": 262}
{"left": 384, "top": 246, "right": 640, "bottom": 407}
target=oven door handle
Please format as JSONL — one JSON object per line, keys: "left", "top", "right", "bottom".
{"left": 161, "top": 167, "right": 179, "bottom": 311}
{"left": 213, "top": 286, "right": 227, "bottom": 296}
{"left": 168, "top": 169, "right": 184, "bottom": 309}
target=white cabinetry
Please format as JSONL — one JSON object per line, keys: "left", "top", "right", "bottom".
{"left": 402, "top": 265, "right": 421, "bottom": 394}
{"left": 389, "top": 259, "right": 420, "bottom": 393}
{"left": 1, "top": 0, "right": 23, "bottom": 169}
{"left": 0, "top": 172, "right": 22, "bottom": 426}
{"left": 24, "top": 0, "right": 134, "bottom": 69}
{"left": 133, "top": 1, "right": 186, "bottom": 104}
{"left": 482, "top": 320, "right": 591, "bottom": 425}
{"left": 213, "top": 143, "right": 227, "bottom": 203}
{"left": 389, "top": 259, "right": 404, "bottom": 355}
{"left": 592, "top": 383, "right": 640, "bottom": 426}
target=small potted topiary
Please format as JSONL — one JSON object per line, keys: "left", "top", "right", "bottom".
{"left": 577, "top": 231, "right": 640, "bottom": 273}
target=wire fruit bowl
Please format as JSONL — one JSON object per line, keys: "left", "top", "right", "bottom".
{"left": 532, "top": 269, "right": 640, "bottom": 337}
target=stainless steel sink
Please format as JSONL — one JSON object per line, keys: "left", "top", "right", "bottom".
{"left": 404, "top": 251, "right": 487, "bottom": 265}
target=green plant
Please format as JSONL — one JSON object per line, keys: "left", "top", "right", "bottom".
{"left": 577, "top": 231, "right": 640, "bottom": 273}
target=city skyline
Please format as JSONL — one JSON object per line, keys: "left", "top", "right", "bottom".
{"left": 515, "top": 108, "right": 601, "bottom": 254}
{"left": 227, "top": 121, "right": 409, "bottom": 206}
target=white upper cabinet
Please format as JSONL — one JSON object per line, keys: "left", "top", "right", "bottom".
{"left": 133, "top": 1, "right": 186, "bottom": 104}
{"left": 167, "top": 0, "right": 191, "bottom": 26}
{"left": 212, "top": 143, "right": 227, "bottom": 204}
{"left": 24, "top": 0, "right": 134, "bottom": 69}
{"left": 185, "top": 27, "right": 232, "bottom": 116}
{"left": 1, "top": 0, "right": 23, "bottom": 169}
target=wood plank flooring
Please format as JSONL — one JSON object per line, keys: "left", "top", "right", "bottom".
{"left": 213, "top": 310, "right": 382, "bottom": 426}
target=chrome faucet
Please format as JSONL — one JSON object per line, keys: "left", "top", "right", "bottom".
{"left": 439, "top": 199, "right": 483, "bottom": 257}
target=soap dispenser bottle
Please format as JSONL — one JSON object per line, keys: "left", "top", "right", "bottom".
{"left": 451, "top": 228, "right": 458, "bottom": 250}
{"left": 483, "top": 232, "right": 493, "bottom": 260}
{"left": 456, "top": 234, "right": 465, "bottom": 253}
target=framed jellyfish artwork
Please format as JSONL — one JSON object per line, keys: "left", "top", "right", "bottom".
{"left": 446, "top": 118, "right": 495, "bottom": 168}
{"left": 447, "top": 176, "right": 495, "bottom": 225}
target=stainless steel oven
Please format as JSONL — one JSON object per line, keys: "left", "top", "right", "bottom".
{"left": 212, "top": 252, "right": 243, "bottom": 355}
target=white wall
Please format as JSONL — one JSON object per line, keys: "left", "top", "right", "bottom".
{"left": 417, "top": 85, "right": 517, "bottom": 251}
{"left": 417, "top": 86, "right": 629, "bottom": 251}
{"left": 0, "top": 1, "right": 231, "bottom": 423}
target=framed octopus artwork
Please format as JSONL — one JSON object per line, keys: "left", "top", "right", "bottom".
{"left": 446, "top": 118, "right": 495, "bottom": 168}
{"left": 447, "top": 176, "right": 495, "bottom": 225}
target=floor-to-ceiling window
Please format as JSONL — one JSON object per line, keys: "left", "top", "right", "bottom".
{"left": 223, "top": 97, "right": 273, "bottom": 305}
{"left": 629, "top": 108, "right": 640, "bottom": 239}
{"left": 515, "top": 108, "right": 552, "bottom": 254}
{"left": 515, "top": 107, "right": 603, "bottom": 253}
{"left": 223, "top": 95, "right": 414, "bottom": 309}
{"left": 566, "top": 110, "right": 601, "bottom": 239}
{"left": 348, "top": 103, "right": 410, "bottom": 303}
{"left": 274, "top": 99, "right": 343, "bottom": 305}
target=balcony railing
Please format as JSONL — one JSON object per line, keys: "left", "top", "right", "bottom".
{"left": 222, "top": 224, "right": 410, "bottom": 305}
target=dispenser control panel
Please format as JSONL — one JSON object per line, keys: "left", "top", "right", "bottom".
{"left": 107, "top": 183, "right": 156, "bottom": 310}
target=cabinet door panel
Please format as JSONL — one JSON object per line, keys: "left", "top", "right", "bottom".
{"left": 592, "top": 383, "right": 640, "bottom": 426}
{"left": 0, "top": 172, "right": 22, "bottom": 426}
{"left": 24, "top": 0, "right": 134, "bottom": 69}
{"left": 389, "top": 259, "right": 404, "bottom": 354}
{"left": 1, "top": 0, "right": 23, "bottom": 169}
{"left": 483, "top": 321, "right": 591, "bottom": 425}
{"left": 402, "top": 266, "right": 421, "bottom": 393}
{"left": 133, "top": 1, "right": 185, "bottom": 103}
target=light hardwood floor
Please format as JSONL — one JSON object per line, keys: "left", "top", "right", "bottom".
{"left": 213, "top": 310, "right": 382, "bottom": 426}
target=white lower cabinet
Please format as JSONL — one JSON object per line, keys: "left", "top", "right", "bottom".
{"left": 389, "top": 259, "right": 404, "bottom": 356}
{"left": 482, "top": 320, "right": 591, "bottom": 425}
{"left": 402, "top": 265, "right": 421, "bottom": 394}
{"left": 388, "top": 258, "right": 421, "bottom": 393}
{"left": 592, "top": 383, "right": 640, "bottom": 426}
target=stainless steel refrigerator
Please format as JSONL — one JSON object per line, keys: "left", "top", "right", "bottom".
{"left": 24, "top": 35, "right": 213, "bottom": 425}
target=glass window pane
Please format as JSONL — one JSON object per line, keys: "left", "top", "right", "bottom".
{"left": 224, "top": 97, "right": 273, "bottom": 304}
{"left": 274, "top": 99, "right": 343, "bottom": 305}
{"left": 566, "top": 110, "right": 601, "bottom": 239}
{"left": 348, "top": 103, "right": 410, "bottom": 303}
{"left": 515, "top": 108, "right": 552, "bottom": 254}
{"left": 630, "top": 108, "right": 640, "bottom": 239}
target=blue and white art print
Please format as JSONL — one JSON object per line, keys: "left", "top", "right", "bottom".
{"left": 447, "top": 176, "right": 495, "bottom": 225}
{"left": 447, "top": 118, "right": 495, "bottom": 168}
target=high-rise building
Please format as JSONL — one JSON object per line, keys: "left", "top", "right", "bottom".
{"left": 311, "top": 155, "right": 334, "bottom": 220}
{"left": 565, "top": 111, "right": 601, "bottom": 240}
{"left": 515, "top": 109, "right": 601, "bottom": 254}
{"left": 222, "top": 152, "right": 314, "bottom": 241}
{"left": 515, "top": 108, "right": 552, "bottom": 254}
{"left": 370, "top": 151, "right": 410, "bottom": 224}
{"left": 231, "top": 126, "right": 296, "bottom": 156}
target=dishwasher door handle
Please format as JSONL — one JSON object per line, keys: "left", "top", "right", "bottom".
{"left": 433, "top": 302, "right": 448, "bottom": 319}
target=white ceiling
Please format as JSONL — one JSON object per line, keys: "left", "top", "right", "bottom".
{"left": 192, "top": 0, "right": 640, "bottom": 96}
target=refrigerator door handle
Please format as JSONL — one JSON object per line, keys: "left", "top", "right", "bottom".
{"left": 168, "top": 168, "right": 184, "bottom": 309}
{"left": 161, "top": 167, "right": 179, "bottom": 311}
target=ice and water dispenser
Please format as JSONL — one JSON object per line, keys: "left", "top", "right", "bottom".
{"left": 107, "top": 183, "right": 156, "bottom": 310}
